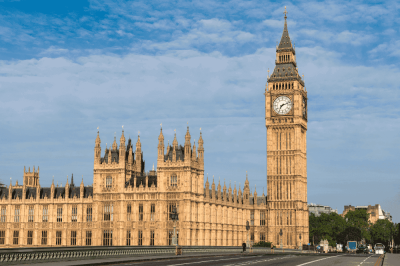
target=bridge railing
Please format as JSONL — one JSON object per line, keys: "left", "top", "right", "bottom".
{"left": 0, "top": 245, "right": 247, "bottom": 263}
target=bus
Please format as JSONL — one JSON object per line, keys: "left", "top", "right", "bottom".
{"left": 374, "top": 243, "right": 385, "bottom": 254}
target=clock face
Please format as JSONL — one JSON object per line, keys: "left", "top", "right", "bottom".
{"left": 273, "top": 96, "right": 292, "bottom": 115}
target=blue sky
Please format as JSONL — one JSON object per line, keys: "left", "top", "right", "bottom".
{"left": 0, "top": 0, "right": 399, "bottom": 223}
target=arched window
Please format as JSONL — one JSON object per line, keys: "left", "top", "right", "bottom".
{"left": 171, "top": 174, "right": 177, "bottom": 187}
{"left": 106, "top": 176, "right": 112, "bottom": 189}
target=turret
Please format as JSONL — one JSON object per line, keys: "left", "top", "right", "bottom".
{"left": 128, "top": 141, "right": 133, "bottom": 165}
{"left": 172, "top": 132, "right": 178, "bottom": 162}
{"left": 94, "top": 129, "right": 101, "bottom": 164}
{"left": 211, "top": 176, "right": 216, "bottom": 200}
{"left": 223, "top": 180, "right": 227, "bottom": 202}
{"left": 158, "top": 126, "right": 164, "bottom": 162}
{"left": 205, "top": 174, "right": 210, "bottom": 198}
{"left": 198, "top": 130, "right": 204, "bottom": 163}
{"left": 65, "top": 176, "right": 69, "bottom": 198}
{"left": 228, "top": 181, "right": 232, "bottom": 203}
{"left": 51, "top": 179, "right": 55, "bottom": 199}
{"left": 253, "top": 185, "right": 257, "bottom": 205}
{"left": 184, "top": 126, "right": 191, "bottom": 161}
{"left": 112, "top": 134, "right": 118, "bottom": 151}
{"left": 136, "top": 134, "right": 142, "bottom": 173}
{"left": 217, "top": 178, "right": 221, "bottom": 201}
{"left": 108, "top": 146, "right": 112, "bottom": 164}
{"left": 233, "top": 182, "right": 237, "bottom": 204}
{"left": 119, "top": 127, "right": 126, "bottom": 164}
{"left": 192, "top": 140, "right": 196, "bottom": 161}
{"left": 243, "top": 172, "right": 250, "bottom": 205}
{"left": 238, "top": 185, "right": 242, "bottom": 205}
{"left": 70, "top": 173, "right": 75, "bottom": 187}
{"left": 80, "top": 178, "right": 84, "bottom": 198}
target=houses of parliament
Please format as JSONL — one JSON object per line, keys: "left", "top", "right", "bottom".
{"left": 0, "top": 10, "right": 309, "bottom": 248}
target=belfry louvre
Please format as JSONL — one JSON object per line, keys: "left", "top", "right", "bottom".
{"left": 0, "top": 12, "right": 308, "bottom": 248}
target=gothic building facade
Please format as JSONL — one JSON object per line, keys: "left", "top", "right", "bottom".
{"left": 0, "top": 10, "right": 308, "bottom": 248}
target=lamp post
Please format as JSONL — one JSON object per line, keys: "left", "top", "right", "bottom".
{"left": 246, "top": 221, "right": 250, "bottom": 248}
{"left": 299, "top": 234, "right": 302, "bottom": 251}
{"left": 280, "top": 229, "right": 283, "bottom": 252}
{"left": 170, "top": 207, "right": 178, "bottom": 246}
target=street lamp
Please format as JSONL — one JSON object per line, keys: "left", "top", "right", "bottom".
{"left": 170, "top": 207, "right": 178, "bottom": 246}
{"left": 299, "top": 234, "right": 302, "bottom": 251}
{"left": 246, "top": 221, "right": 250, "bottom": 248}
{"left": 279, "top": 229, "right": 283, "bottom": 250}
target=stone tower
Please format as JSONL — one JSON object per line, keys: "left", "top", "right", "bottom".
{"left": 265, "top": 7, "right": 308, "bottom": 248}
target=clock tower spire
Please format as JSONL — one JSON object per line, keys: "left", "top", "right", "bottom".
{"left": 265, "top": 6, "right": 308, "bottom": 249}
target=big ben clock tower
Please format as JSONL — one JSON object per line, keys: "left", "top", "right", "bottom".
{"left": 265, "top": 7, "right": 308, "bottom": 248}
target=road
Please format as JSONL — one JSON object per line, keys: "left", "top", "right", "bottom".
{"left": 109, "top": 254, "right": 382, "bottom": 266}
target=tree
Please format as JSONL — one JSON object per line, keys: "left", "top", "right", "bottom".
{"left": 370, "top": 219, "right": 395, "bottom": 246}
{"left": 309, "top": 212, "right": 346, "bottom": 247}
{"left": 343, "top": 209, "right": 371, "bottom": 243}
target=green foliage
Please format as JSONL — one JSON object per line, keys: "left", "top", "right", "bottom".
{"left": 309, "top": 209, "right": 396, "bottom": 247}
{"left": 370, "top": 219, "right": 395, "bottom": 245}
{"left": 253, "top": 241, "right": 272, "bottom": 247}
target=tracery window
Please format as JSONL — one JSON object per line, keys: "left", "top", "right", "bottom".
{"left": 86, "top": 206, "right": 92, "bottom": 222}
{"left": 41, "top": 230, "right": 48, "bottom": 245}
{"left": 138, "top": 204, "right": 143, "bottom": 221}
{"left": 71, "top": 231, "right": 77, "bottom": 246}
{"left": 151, "top": 204, "right": 155, "bottom": 221}
{"left": 72, "top": 205, "right": 77, "bottom": 222}
{"left": 56, "top": 231, "right": 62, "bottom": 245}
{"left": 260, "top": 211, "right": 265, "bottom": 226}
{"left": 138, "top": 230, "right": 143, "bottom": 246}
{"left": 28, "top": 206, "right": 34, "bottom": 223}
{"left": 170, "top": 174, "right": 177, "bottom": 187}
{"left": 150, "top": 230, "right": 155, "bottom": 246}
{"left": 127, "top": 204, "right": 131, "bottom": 221}
{"left": 86, "top": 231, "right": 92, "bottom": 246}
{"left": 126, "top": 230, "right": 131, "bottom": 246}
{"left": 27, "top": 231, "right": 33, "bottom": 245}
{"left": 104, "top": 204, "right": 113, "bottom": 221}
{"left": 0, "top": 231, "right": 5, "bottom": 245}
{"left": 0, "top": 207, "right": 6, "bottom": 223}
{"left": 167, "top": 203, "right": 178, "bottom": 221}
{"left": 42, "top": 206, "right": 48, "bottom": 222}
{"left": 13, "top": 231, "right": 19, "bottom": 245}
{"left": 57, "top": 207, "right": 62, "bottom": 222}
{"left": 106, "top": 176, "right": 112, "bottom": 189}
{"left": 103, "top": 229, "right": 113, "bottom": 246}
{"left": 14, "top": 207, "right": 20, "bottom": 222}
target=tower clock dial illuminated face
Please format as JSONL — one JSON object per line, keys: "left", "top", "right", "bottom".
{"left": 273, "top": 96, "right": 292, "bottom": 115}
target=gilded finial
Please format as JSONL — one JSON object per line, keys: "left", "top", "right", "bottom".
{"left": 284, "top": 6, "right": 287, "bottom": 18}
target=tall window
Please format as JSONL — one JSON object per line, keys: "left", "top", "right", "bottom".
{"left": 71, "top": 231, "right": 77, "bottom": 246}
{"left": 138, "top": 230, "right": 142, "bottom": 246}
{"left": 106, "top": 176, "right": 112, "bottom": 189}
{"left": 250, "top": 210, "right": 254, "bottom": 226}
{"left": 126, "top": 230, "right": 131, "bottom": 246}
{"left": 1, "top": 207, "right": 6, "bottom": 223}
{"left": 168, "top": 203, "right": 178, "bottom": 221}
{"left": 14, "top": 207, "right": 20, "bottom": 222}
{"left": 127, "top": 204, "right": 131, "bottom": 221}
{"left": 57, "top": 207, "right": 62, "bottom": 222}
{"left": 260, "top": 211, "right": 265, "bottom": 226}
{"left": 139, "top": 204, "right": 143, "bottom": 221}
{"left": 103, "top": 230, "right": 112, "bottom": 246}
{"left": 13, "top": 231, "right": 19, "bottom": 245}
{"left": 86, "top": 206, "right": 92, "bottom": 222}
{"left": 86, "top": 231, "right": 92, "bottom": 246}
{"left": 150, "top": 230, "right": 155, "bottom": 246}
{"left": 27, "top": 231, "right": 33, "bottom": 245}
{"left": 56, "top": 231, "right": 62, "bottom": 245}
{"left": 42, "top": 206, "right": 48, "bottom": 222}
{"left": 0, "top": 231, "right": 5, "bottom": 245}
{"left": 151, "top": 204, "right": 155, "bottom": 221}
{"left": 104, "top": 204, "right": 113, "bottom": 221}
{"left": 41, "top": 231, "right": 47, "bottom": 245}
{"left": 170, "top": 174, "right": 177, "bottom": 187}
{"left": 260, "top": 233, "right": 265, "bottom": 241}
{"left": 28, "top": 206, "right": 34, "bottom": 222}
{"left": 72, "top": 206, "right": 77, "bottom": 222}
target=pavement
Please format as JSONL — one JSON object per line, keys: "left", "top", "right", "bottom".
{"left": 383, "top": 253, "right": 400, "bottom": 266}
